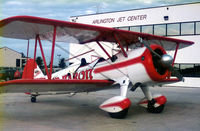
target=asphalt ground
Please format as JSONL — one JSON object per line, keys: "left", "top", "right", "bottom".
{"left": 0, "top": 86, "right": 200, "bottom": 131}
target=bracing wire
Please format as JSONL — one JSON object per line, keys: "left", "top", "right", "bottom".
{"left": 54, "top": 43, "right": 112, "bottom": 80}
{"left": 84, "top": 43, "right": 129, "bottom": 78}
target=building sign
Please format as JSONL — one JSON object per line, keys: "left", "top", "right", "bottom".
{"left": 92, "top": 14, "right": 147, "bottom": 25}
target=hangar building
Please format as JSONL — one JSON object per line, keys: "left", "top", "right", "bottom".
{"left": 0, "top": 46, "right": 25, "bottom": 68}
{"left": 70, "top": 2, "right": 200, "bottom": 87}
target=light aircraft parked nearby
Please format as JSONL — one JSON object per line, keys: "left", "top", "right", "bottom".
{"left": 0, "top": 16, "right": 193, "bottom": 118}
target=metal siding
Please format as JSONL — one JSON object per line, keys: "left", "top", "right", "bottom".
{"left": 0, "top": 47, "right": 22, "bottom": 67}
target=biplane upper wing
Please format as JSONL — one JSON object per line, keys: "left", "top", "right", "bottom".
{"left": 0, "top": 16, "right": 194, "bottom": 93}
{"left": 0, "top": 16, "right": 194, "bottom": 50}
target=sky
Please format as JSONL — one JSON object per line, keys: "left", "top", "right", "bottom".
{"left": 1, "top": 0, "right": 200, "bottom": 20}
{"left": 0, "top": 0, "right": 200, "bottom": 65}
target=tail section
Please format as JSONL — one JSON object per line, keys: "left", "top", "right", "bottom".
{"left": 22, "top": 59, "right": 45, "bottom": 79}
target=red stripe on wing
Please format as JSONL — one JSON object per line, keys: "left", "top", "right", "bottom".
{"left": 0, "top": 79, "right": 114, "bottom": 87}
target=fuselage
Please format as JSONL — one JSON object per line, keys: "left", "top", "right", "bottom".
{"left": 48, "top": 44, "right": 169, "bottom": 85}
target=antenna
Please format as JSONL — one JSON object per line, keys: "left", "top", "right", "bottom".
{"left": 95, "top": 2, "right": 103, "bottom": 13}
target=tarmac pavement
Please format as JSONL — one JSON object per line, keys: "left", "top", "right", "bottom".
{"left": 0, "top": 86, "right": 200, "bottom": 131}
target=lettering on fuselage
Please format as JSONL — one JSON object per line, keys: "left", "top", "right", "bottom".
{"left": 61, "top": 69, "right": 93, "bottom": 80}
{"left": 34, "top": 70, "right": 41, "bottom": 77}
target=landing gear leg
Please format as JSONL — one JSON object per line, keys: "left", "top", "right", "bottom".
{"left": 140, "top": 85, "right": 153, "bottom": 100}
{"left": 140, "top": 85, "right": 167, "bottom": 113}
{"left": 100, "top": 77, "right": 131, "bottom": 119}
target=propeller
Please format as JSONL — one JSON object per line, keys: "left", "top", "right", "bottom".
{"left": 138, "top": 37, "right": 184, "bottom": 81}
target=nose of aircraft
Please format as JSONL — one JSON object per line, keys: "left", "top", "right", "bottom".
{"left": 139, "top": 37, "right": 183, "bottom": 81}
{"left": 160, "top": 54, "right": 173, "bottom": 68}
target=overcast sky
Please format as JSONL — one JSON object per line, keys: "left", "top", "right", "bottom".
{"left": 1, "top": 0, "right": 200, "bottom": 20}
{"left": 0, "top": 0, "right": 200, "bottom": 65}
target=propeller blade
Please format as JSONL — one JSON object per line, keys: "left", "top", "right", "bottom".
{"left": 160, "top": 54, "right": 184, "bottom": 81}
{"left": 168, "top": 65, "right": 184, "bottom": 82}
{"left": 138, "top": 38, "right": 161, "bottom": 59}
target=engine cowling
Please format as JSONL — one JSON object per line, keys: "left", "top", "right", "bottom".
{"left": 141, "top": 44, "right": 170, "bottom": 81}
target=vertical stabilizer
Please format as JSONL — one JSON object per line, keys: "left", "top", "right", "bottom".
{"left": 22, "top": 59, "right": 45, "bottom": 79}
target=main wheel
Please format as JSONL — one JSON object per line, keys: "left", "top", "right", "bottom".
{"left": 109, "top": 108, "right": 129, "bottom": 119}
{"left": 31, "top": 96, "right": 36, "bottom": 103}
{"left": 147, "top": 104, "right": 165, "bottom": 113}
{"left": 147, "top": 98, "right": 165, "bottom": 113}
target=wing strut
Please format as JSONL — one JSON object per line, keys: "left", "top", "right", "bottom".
{"left": 172, "top": 43, "right": 179, "bottom": 66}
{"left": 49, "top": 26, "right": 57, "bottom": 79}
{"left": 113, "top": 34, "right": 128, "bottom": 57}
{"left": 26, "top": 40, "right": 29, "bottom": 62}
{"left": 24, "top": 39, "right": 30, "bottom": 79}
{"left": 96, "top": 41, "right": 111, "bottom": 59}
{"left": 37, "top": 35, "right": 50, "bottom": 79}
{"left": 32, "top": 35, "right": 38, "bottom": 79}
{"left": 167, "top": 42, "right": 179, "bottom": 79}
{"left": 31, "top": 26, "right": 57, "bottom": 80}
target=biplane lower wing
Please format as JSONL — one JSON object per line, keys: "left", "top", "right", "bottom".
{"left": 0, "top": 79, "right": 115, "bottom": 93}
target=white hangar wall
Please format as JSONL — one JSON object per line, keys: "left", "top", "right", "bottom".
{"left": 70, "top": 2, "right": 200, "bottom": 64}
{"left": 71, "top": 3, "right": 200, "bottom": 27}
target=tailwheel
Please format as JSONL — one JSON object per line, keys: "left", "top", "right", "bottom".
{"left": 31, "top": 96, "right": 37, "bottom": 103}
{"left": 109, "top": 108, "right": 129, "bottom": 119}
{"left": 147, "top": 99, "right": 165, "bottom": 113}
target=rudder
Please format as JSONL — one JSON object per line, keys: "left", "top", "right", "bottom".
{"left": 22, "top": 59, "right": 45, "bottom": 79}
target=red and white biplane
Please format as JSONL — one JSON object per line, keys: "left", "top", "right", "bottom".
{"left": 0, "top": 16, "right": 194, "bottom": 118}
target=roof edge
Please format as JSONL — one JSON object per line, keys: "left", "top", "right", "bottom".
{"left": 70, "top": 2, "right": 200, "bottom": 18}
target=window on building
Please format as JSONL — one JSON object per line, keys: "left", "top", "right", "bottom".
{"left": 181, "top": 22, "right": 194, "bottom": 35}
{"left": 154, "top": 24, "right": 166, "bottom": 36}
{"left": 130, "top": 26, "right": 140, "bottom": 32}
{"left": 142, "top": 25, "right": 153, "bottom": 34}
{"left": 180, "top": 64, "right": 194, "bottom": 70}
{"left": 196, "top": 22, "right": 200, "bottom": 34}
{"left": 118, "top": 27, "right": 129, "bottom": 31}
{"left": 22, "top": 59, "right": 26, "bottom": 68}
{"left": 16, "top": 59, "right": 20, "bottom": 67}
{"left": 172, "top": 63, "right": 200, "bottom": 77}
{"left": 179, "top": 64, "right": 200, "bottom": 77}
{"left": 167, "top": 23, "right": 180, "bottom": 36}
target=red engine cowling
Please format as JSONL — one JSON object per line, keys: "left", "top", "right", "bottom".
{"left": 141, "top": 44, "right": 170, "bottom": 82}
